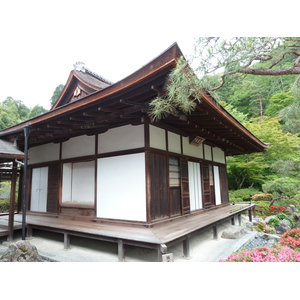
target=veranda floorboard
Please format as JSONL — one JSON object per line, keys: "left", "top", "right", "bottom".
{"left": 0, "top": 203, "right": 254, "bottom": 246}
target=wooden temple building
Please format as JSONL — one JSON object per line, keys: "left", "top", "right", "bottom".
{"left": 0, "top": 43, "right": 267, "bottom": 261}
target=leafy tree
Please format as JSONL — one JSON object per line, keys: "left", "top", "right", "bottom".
{"left": 29, "top": 105, "right": 48, "bottom": 118}
{"left": 265, "top": 92, "right": 293, "bottom": 117}
{"left": 50, "top": 84, "right": 64, "bottom": 107}
{"left": 0, "top": 97, "right": 30, "bottom": 129}
{"left": 191, "top": 37, "right": 300, "bottom": 92}
{"left": 280, "top": 101, "right": 300, "bottom": 134}
{"left": 227, "top": 154, "right": 269, "bottom": 189}
{"left": 227, "top": 117, "right": 300, "bottom": 190}
{"left": 150, "top": 37, "right": 300, "bottom": 120}
{"left": 244, "top": 117, "right": 300, "bottom": 163}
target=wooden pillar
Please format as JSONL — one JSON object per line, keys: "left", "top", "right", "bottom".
{"left": 183, "top": 235, "right": 190, "bottom": 258}
{"left": 213, "top": 224, "right": 218, "bottom": 239}
{"left": 238, "top": 214, "right": 242, "bottom": 226}
{"left": 7, "top": 161, "right": 18, "bottom": 242}
{"left": 118, "top": 239, "right": 125, "bottom": 262}
{"left": 64, "top": 233, "right": 70, "bottom": 249}
{"left": 248, "top": 209, "right": 252, "bottom": 222}
{"left": 231, "top": 216, "right": 235, "bottom": 225}
{"left": 252, "top": 206, "right": 256, "bottom": 218}
{"left": 26, "top": 225, "right": 33, "bottom": 239}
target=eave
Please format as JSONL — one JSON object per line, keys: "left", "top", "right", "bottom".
{"left": 0, "top": 43, "right": 267, "bottom": 156}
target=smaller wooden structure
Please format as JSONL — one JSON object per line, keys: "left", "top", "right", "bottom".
{"left": 0, "top": 139, "right": 24, "bottom": 241}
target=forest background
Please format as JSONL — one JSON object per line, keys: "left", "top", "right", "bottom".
{"left": 1, "top": 38, "right": 300, "bottom": 202}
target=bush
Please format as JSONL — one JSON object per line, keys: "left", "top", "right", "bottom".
{"left": 280, "top": 228, "right": 300, "bottom": 249}
{"left": 252, "top": 221, "right": 276, "bottom": 234}
{"left": 229, "top": 188, "right": 261, "bottom": 203}
{"left": 270, "top": 205, "right": 287, "bottom": 213}
{"left": 220, "top": 245, "right": 300, "bottom": 262}
{"left": 255, "top": 201, "right": 275, "bottom": 218}
{"left": 252, "top": 193, "right": 273, "bottom": 201}
{"left": 268, "top": 218, "right": 280, "bottom": 227}
{"left": 0, "top": 199, "right": 10, "bottom": 213}
{"left": 276, "top": 213, "right": 295, "bottom": 227}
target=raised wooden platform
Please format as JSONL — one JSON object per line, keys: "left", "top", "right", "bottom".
{"left": 0, "top": 203, "right": 256, "bottom": 261}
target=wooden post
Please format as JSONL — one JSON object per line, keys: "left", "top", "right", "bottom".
{"left": 118, "top": 239, "right": 125, "bottom": 262}
{"left": 252, "top": 206, "right": 256, "bottom": 218}
{"left": 64, "top": 233, "right": 70, "bottom": 249}
{"left": 231, "top": 216, "right": 235, "bottom": 225}
{"left": 248, "top": 209, "right": 252, "bottom": 222}
{"left": 183, "top": 235, "right": 190, "bottom": 258}
{"left": 213, "top": 225, "right": 218, "bottom": 239}
{"left": 238, "top": 214, "right": 242, "bottom": 226}
{"left": 7, "top": 161, "right": 18, "bottom": 242}
{"left": 26, "top": 225, "right": 33, "bottom": 239}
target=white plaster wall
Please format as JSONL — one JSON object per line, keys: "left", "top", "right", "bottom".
{"left": 168, "top": 132, "right": 181, "bottom": 154}
{"left": 149, "top": 125, "right": 166, "bottom": 151}
{"left": 98, "top": 125, "right": 144, "bottom": 154}
{"left": 28, "top": 143, "right": 60, "bottom": 165}
{"left": 182, "top": 137, "right": 204, "bottom": 158}
{"left": 212, "top": 147, "right": 226, "bottom": 164}
{"left": 214, "top": 166, "right": 222, "bottom": 205}
{"left": 62, "top": 135, "right": 95, "bottom": 159}
{"left": 204, "top": 144, "right": 212, "bottom": 161}
{"left": 97, "top": 153, "right": 146, "bottom": 222}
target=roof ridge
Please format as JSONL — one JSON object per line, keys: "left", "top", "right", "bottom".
{"left": 73, "top": 61, "right": 113, "bottom": 85}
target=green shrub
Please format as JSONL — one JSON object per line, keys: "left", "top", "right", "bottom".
{"left": 229, "top": 188, "right": 261, "bottom": 203}
{"left": 276, "top": 213, "right": 295, "bottom": 227}
{"left": 252, "top": 193, "right": 273, "bottom": 201}
{"left": 268, "top": 218, "right": 280, "bottom": 227}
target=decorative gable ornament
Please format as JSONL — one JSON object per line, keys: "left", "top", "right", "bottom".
{"left": 190, "top": 135, "right": 205, "bottom": 146}
{"left": 73, "top": 61, "right": 86, "bottom": 72}
{"left": 73, "top": 86, "right": 81, "bottom": 97}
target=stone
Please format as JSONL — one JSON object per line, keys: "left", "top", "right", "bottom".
{"left": 275, "top": 219, "right": 291, "bottom": 235}
{"left": 265, "top": 215, "right": 278, "bottom": 224}
{"left": 292, "top": 212, "right": 300, "bottom": 221}
{"left": 0, "top": 240, "right": 43, "bottom": 262}
{"left": 221, "top": 226, "right": 247, "bottom": 239}
{"left": 252, "top": 217, "right": 264, "bottom": 224}
{"left": 287, "top": 205, "right": 296, "bottom": 213}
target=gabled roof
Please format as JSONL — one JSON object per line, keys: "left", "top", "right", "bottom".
{"left": 51, "top": 62, "right": 112, "bottom": 109}
{"left": 0, "top": 43, "right": 268, "bottom": 156}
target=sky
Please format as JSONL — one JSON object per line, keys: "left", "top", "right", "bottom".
{"left": 0, "top": 0, "right": 295, "bottom": 110}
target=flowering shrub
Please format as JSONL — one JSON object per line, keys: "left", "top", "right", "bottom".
{"left": 220, "top": 245, "right": 300, "bottom": 262}
{"left": 252, "top": 221, "right": 276, "bottom": 234}
{"left": 270, "top": 205, "right": 287, "bottom": 213}
{"left": 252, "top": 194, "right": 273, "bottom": 201}
{"left": 280, "top": 228, "right": 300, "bottom": 249}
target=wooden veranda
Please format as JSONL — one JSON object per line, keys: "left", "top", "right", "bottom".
{"left": 0, "top": 203, "right": 256, "bottom": 261}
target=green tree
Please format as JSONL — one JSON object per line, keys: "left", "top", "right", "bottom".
{"left": 227, "top": 117, "right": 300, "bottom": 190}
{"left": 280, "top": 101, "right": 300, "bottom": 135}
{"left": 50, "top": 84, "right": 64, "bottom": 107}
{"left": 29, "top": 105, "right": 48, "bottom": 118}
{"left": 265, "top": 92, "right": 293, "bottom": 117}
{"left": 0, "top": 97, "right": 30, "bottom": 129}
{"left": 150, "top": 37, "right": 300, "bottom": 120}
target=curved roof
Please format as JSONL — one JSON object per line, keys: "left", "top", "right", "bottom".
{"left": 0, "top": 43, "right": 268, "bottom": 156}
